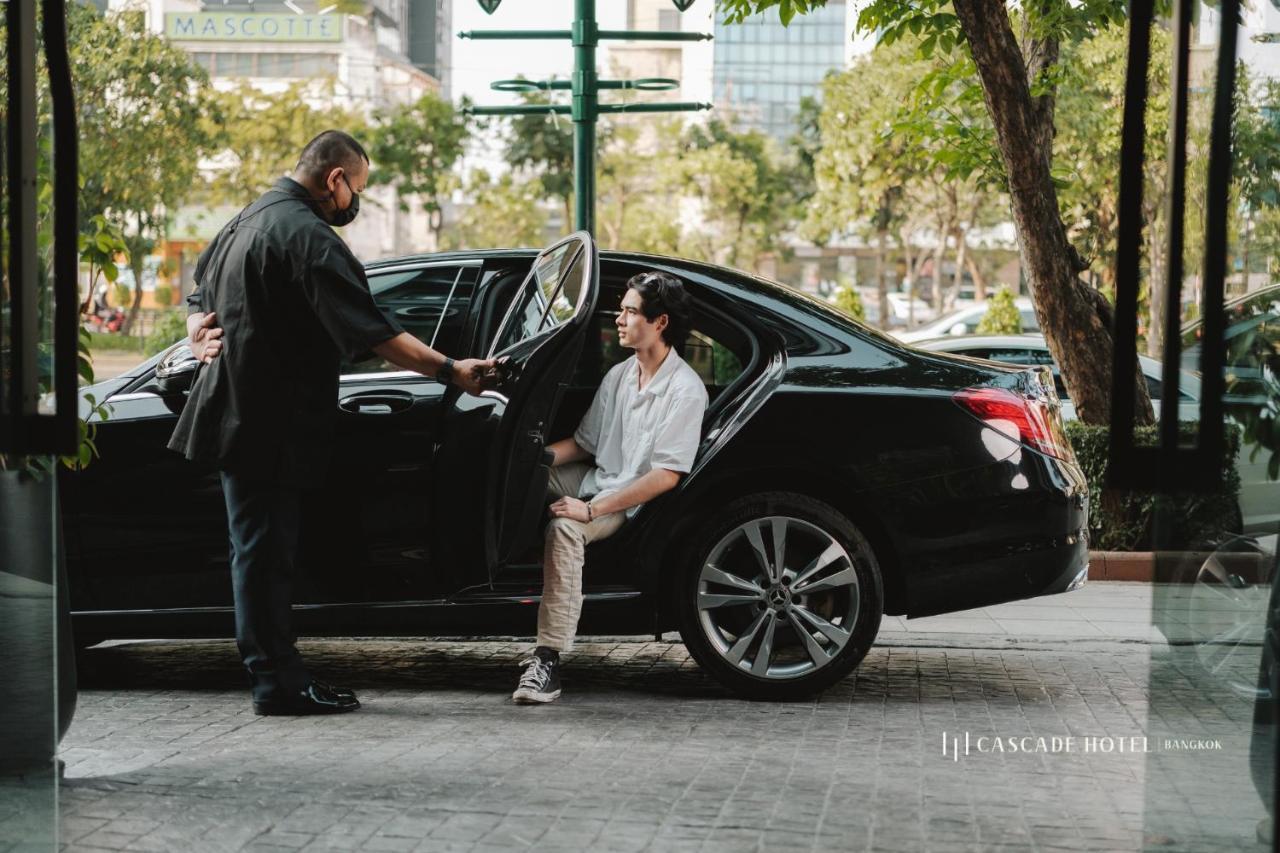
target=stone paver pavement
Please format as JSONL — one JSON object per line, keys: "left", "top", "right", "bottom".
{"left": 1, "top": 582, "right": 1270, "bottom": 852}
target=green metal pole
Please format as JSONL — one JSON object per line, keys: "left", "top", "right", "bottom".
{"left": 572, "top": 0, "right": 597, "bottom": 235}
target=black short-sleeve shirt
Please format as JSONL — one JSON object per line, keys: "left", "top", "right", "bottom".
{"left": 167, "top": 177, "right": 402, "bottom": 486}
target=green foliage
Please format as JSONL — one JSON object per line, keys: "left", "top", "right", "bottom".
{"left": 77, "top": 215, "right": 128, "bottom": 293}
{"left": 112, "top": 283, "right": 131, "bottom": 308}
{"left": 597, "top": 122, "right": 683, "bottom": 256}
{"left": 975, "top": 287, "right": 1022, "bottom": 334}
{"left": 443, "top": 169, "right": 547, "bottom": 250}
{"left": 84, "top": 332, "right": 146, "bottom": 353}
{"left": 678, "top": 119, "right": 801, "bottom": 270}
{"left": 367, "top": 92, "right": 471, "bottom": 237}
{"left": 145, "top": 311, "right": 190, "bottom": 357}
{"left": 204, "top": 81, "right": 366, "bottom": 206}
{"left": 503, "top": 86, "right": 595, "bottom": 227}
{"left": 154, "top": 285, "right": 174, "bottom": 308}
{"left": 831, "top": 286, "right": 865, "bottom": 322}
{"left": 61, "top": 4, "right": 220, "bottom": 225}
{"left": 1064, "top": 422, "right": 1242, "bottom": 550}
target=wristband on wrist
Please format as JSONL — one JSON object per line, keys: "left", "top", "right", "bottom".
{"left": 439, "top": 356, "right": 455, "bottom": 384}
{"left": 586, "top": 502, "right": 594, "bottom": 522}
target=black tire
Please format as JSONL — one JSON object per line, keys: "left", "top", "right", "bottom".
{"left": 676, "top": 491, "right": 883, "bottom": 700}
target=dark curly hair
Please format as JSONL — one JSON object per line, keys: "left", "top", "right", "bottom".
{"left": 626, "top": 271, "right": 693, "bottom": 350}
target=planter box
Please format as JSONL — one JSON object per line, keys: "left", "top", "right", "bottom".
{"left": 1087, "top": 549, "right": 1270, "bottom": 584}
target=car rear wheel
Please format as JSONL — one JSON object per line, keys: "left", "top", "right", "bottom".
{"left": 677, "top": 492, "right": 883, "bottom": 700}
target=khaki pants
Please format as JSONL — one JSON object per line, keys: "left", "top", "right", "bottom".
{"left": 537, "top": 462, "right": 626, "bottom": 652}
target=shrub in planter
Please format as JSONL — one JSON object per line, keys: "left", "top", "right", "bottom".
{"left": 154, "top": 283, "right": 173, "bottom": 307}
{"left": 1064, "top": 421, "right": 1241, "bottom": 551}
{"left": 975, "top": 286, "right": 1022, "bottom": 335}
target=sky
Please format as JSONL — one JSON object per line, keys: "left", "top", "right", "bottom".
{"left": 448, "top": 0, "right": 716, "bottom": 175}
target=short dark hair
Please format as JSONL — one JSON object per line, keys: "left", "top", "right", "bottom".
{"left": 295, "top": 130, "right": 369, "bottom": 182}
{"left": 626, "top": 271, "right": 693, "bottom": 350}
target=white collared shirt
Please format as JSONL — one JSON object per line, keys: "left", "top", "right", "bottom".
{"left": 573, "top": 349, "right": 709, "bottom": 518}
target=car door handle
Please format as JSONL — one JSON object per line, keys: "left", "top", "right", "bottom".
{"left": 339, "top": 391, "right": 414, "bottom": 415}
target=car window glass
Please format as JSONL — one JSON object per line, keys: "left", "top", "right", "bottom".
{"left": 576, "top": 312, "right": 746, "bottom": 391}
{"left": 491, "top": 241, "right": 585, "bottom": 354}
{"left": 343, "top": 265, "right": 475, "bottom": 374}
{"left": 1020, "top": 309, "right": 1040, "bottom": 330}
{"left": 980, "top": 347, "right": 1041, "bottom": 365}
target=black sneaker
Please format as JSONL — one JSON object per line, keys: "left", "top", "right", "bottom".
{"left": 512, "top": 654, "right": 561, "bottom": 704}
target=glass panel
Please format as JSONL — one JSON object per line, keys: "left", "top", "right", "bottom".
{"left": 490, "top": 240, "right": 586, "bottom": 355}
{"left": 344, "top": 266, "right": 474, "bottom": 374}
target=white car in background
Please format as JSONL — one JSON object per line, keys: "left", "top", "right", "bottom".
{"left": 914, "top": 333, "right": 1201, "bottom": 423}
{"left": 896, "top": 297, "right": 1039, "bottom": 344}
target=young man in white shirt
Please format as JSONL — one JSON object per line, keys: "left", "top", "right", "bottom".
{"left": 513, "top": 271, "right": 709, "bottom": 704}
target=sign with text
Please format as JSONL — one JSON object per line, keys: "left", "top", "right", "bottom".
{"left": 165, "top": 13, "right": 342, "bottom": 43}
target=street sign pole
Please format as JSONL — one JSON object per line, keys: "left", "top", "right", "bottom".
{"left": 460, "top": 1, "right": 713, "bottom": 236}
{"left": 572, "top": 0, "right": 597, "bottom": 235}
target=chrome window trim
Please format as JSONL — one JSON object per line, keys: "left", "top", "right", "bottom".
{"left": 104, "top": 391, "right": 160, "bottom": 403}
{"left": 338, "top": 369, "right": 423, "bottom": 383}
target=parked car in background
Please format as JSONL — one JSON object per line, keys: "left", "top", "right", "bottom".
{"left": 914, "top": 333, "right": 1201, "bottom": 423}
{"left": 63, "top": 235, "right": 1089, "bottom": 699}
{"left": 1182, "top": 283, "right": 1280, "bottom": 534}
{"left": 896, "top": 297, "right": 1039, "bottom": 344}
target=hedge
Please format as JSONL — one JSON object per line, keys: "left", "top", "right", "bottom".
{"left": 1063, "top": 421, "right": 1241, "bottom": 551}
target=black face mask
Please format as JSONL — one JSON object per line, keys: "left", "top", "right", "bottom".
{"left": 329, "top": 174, "right": 360, "bottom": 226}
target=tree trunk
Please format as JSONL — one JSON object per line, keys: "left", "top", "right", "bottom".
{"left": 968, "top": 254, "right": 988, "bottom": 301}
{"left": 1146, "top": 215, "right": 1166, "bottom": 359}
{"left": 951, "top": 226, "right": 969, "bottom": 311}
{"left": 121, "top": 254, "right": 146, "bottom": 338}
{"left": 900, "top": 228, "right": 917, "bottom": 323}
{"left": 931, "top": 217, "right": 949, "bottom": 314}
{"left": 876, "top": 228, "right": 889, "bottom": 331}
{"left": 953, "top": 0, "right": 1154, "bottom": 426}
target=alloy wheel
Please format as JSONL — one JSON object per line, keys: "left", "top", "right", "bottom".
{"left": 696, "top": 515, "right": 864, "bottom": 680}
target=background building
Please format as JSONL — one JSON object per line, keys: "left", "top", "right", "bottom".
{"left": 710, "top": 0, "right": 848, "bottom": 144}
{"left": 119, "top": 0, "right": 444, "bottom": 280}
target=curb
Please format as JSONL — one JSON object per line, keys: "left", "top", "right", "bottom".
{"left": 1088, "top": 550, "right": 1267, "bottom": 583}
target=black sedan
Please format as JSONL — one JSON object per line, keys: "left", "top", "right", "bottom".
{"left": 64, "top": 233, "right": 1089, "bottom": 699}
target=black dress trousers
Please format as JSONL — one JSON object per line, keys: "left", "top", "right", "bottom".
{"left": 220, "top": 470, "right": 310, "bottom": 700}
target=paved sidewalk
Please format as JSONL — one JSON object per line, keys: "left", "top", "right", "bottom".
{"left": 2, "top": 582, "right": 1269, "bottom": 853}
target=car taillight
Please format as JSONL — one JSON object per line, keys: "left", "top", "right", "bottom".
{"left": 954, "top": 386, "right": 1076, "bottom": 462}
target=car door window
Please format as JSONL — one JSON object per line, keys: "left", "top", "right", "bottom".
{"left": 489, "top": 240, "right": 586, "bottom": 356}
{"left": 343, "top": 265, "right": 476, "bottom": 374}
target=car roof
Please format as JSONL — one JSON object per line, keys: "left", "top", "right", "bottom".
{"left": 1180, "top": 282, "right": 1280, "bottom": 334}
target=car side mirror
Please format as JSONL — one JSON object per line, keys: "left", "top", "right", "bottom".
{"left": 949, "top": 322, "right": 968, "bottom": 336}
{"left": 156, "top": 343, "right": 198, "bottom": 397}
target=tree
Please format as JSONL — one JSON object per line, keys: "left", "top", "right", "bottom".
{"left": 367, "top": 92, "right": 471, "bottom": 248}
{"left": 1055, "top": 25, "right": 1172, "bottom": 357}
{"left": 204, "top": 80, "right": 366, "bottom": 207}
{"left": 597, "top": 122, "right": 683, "bottom": 255}
{"left": 723, "top": 0, "right": 1155, "bottom": 427}
{"left": 679, "top": 119, "right": 800, "bottom": 272}
{"left": 442, "top": 169, "right": 546, "bottom": 250}
{"left": 58, "top": 4, "right": 221, "bottom": 335}
{"left": 503, "top": 87, "right": 593, "bottom": 232}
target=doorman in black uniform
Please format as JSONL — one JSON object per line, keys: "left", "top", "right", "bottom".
{"left": 169, "top": 131, "right": 494, "bottom": 716}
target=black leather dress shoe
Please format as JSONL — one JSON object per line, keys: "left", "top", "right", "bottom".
{"left": 311, "top": 679, "right": 356, "bottom": 700}
{"left": 253, "top": 681, "right": 361, "bottom": 716}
